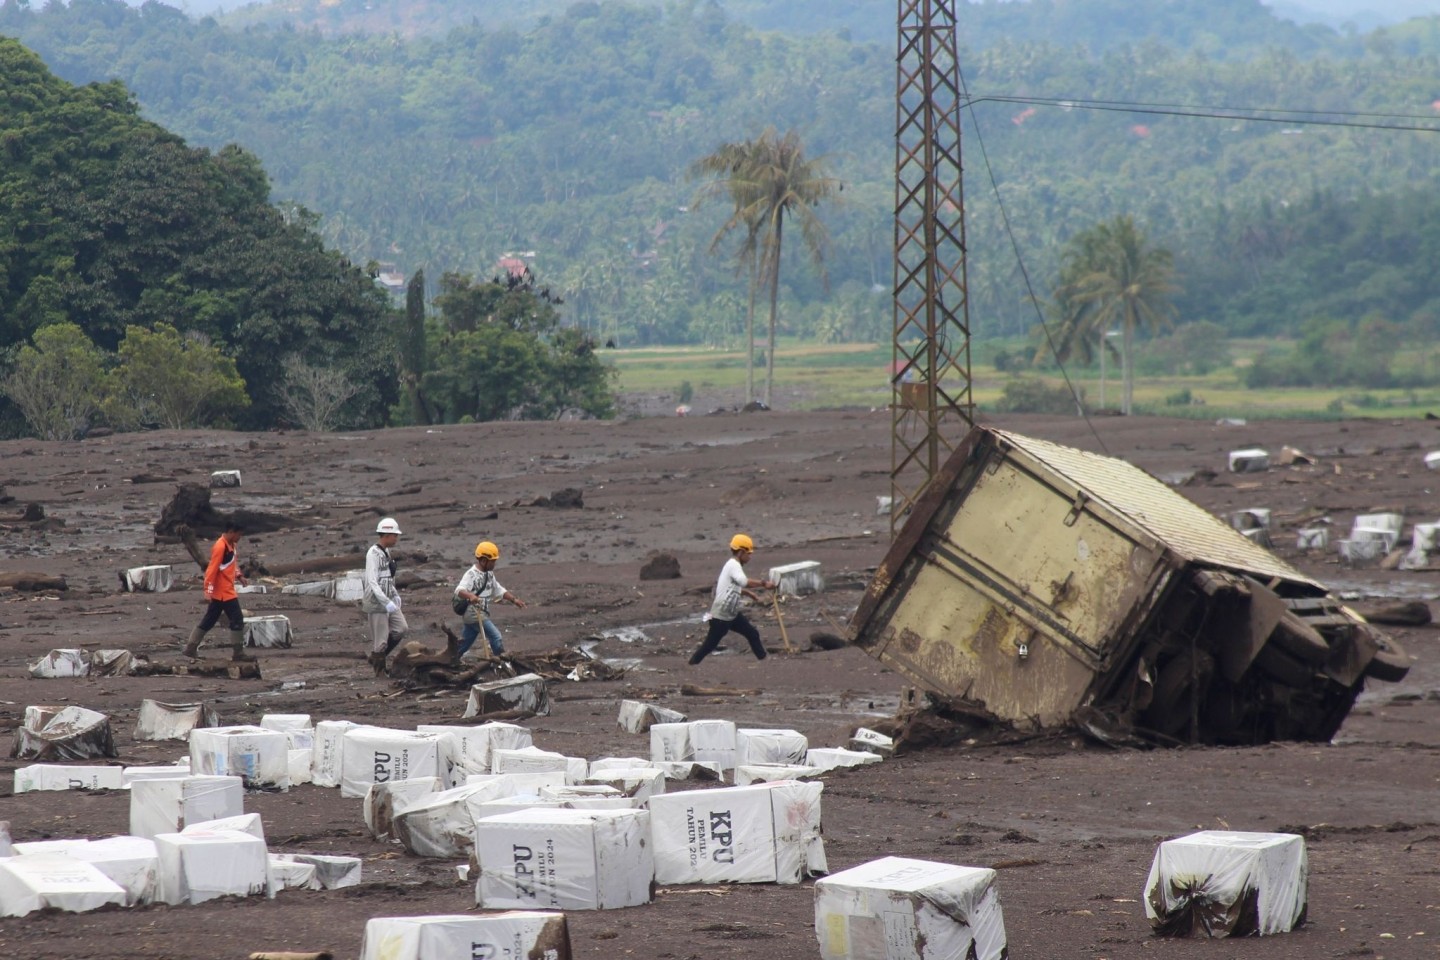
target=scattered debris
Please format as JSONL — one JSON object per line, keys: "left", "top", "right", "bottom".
{"left": 640, "top": 553, "right": 682, "bottom": 580}
{"left": 1228, "top": 448, "right": 1270, "bottom": 473}
{"left": 1354, "top": 600, "right": 1432, "bottom": 626}
{"left": 154, "top": 483, "right": 292, "bottom": 540}
{"left": 244, "top": 615, "right": 293, "bottom": 649}
{"left": 119, "top": 565, "right": 174, "bottom": 593}
{"left": 12, "top": 706, "right": 118, "bottom": 761}
{"left": 770, "top": 560, "right": 824, "bottom": 596}
{"left": 617, "top": 700, "right": 687, "bottom": 734}
{"left": 209, "top": 470, "right": 242, "bottom": 488}
{"left": 0, "top": 572, "right": 67, "bottom": 593}
{"left": 529, "top": 487, "right": 584, "bottom": 508}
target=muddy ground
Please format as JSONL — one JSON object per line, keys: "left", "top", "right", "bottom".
{"left": 0, "top": 409, "right": 1437, "bottom": 960}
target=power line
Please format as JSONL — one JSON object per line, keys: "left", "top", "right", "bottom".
{"left": 967, "top": 94, "right": 1440, "bottom": 134}
{"left": 954, "top": 72, "right": 1111, "bottom": 455}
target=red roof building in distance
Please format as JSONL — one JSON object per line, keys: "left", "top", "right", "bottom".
{"left": 498, "top": 257, "right": 528, "bottom": 278}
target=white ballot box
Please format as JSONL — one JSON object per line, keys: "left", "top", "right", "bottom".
{"left": 814, "top": 856, "right": 1007, "bottom": 960}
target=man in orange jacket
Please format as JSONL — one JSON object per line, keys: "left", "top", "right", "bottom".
{"left": 183, "top": 518, "right": 252, "bottom": 659}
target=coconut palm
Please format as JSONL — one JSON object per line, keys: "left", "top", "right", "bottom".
{"left": 691, "top": 127, "right": 840, "bottom": 406}
{"left": 1052, "top": 215, "right": 1178, "bottom": 415}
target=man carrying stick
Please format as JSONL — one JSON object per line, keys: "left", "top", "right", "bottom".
{"left": 688, "top": 533, "right": 776, "bottom": 666}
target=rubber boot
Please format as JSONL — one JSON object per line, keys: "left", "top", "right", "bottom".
{"left": 369, "top": 650, "right": 387, "bottom": 677}
{"left": 230, "top": 627, "right": 256, "bottom": 661}
{"left": 182, "top": 626, "right": 205, "bottom": 659}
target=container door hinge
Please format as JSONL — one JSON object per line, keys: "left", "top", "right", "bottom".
{"left": 1064, "top": 491, "right": 1089, "bottom": 527}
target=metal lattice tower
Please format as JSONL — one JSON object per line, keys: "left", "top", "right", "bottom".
{"left": 891, "top": 0, "right": 974, "bottom": 535}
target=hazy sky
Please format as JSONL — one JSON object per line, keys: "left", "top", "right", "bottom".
{"left": 1266, "top": 0, "right": 1440, "bottom": 26}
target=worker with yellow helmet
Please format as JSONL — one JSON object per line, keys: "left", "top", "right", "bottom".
{"left": 688, "top": 533, "right": 776, "bottom": 665}
{"left": 453, "top": 540, "right": 527, "bottom": 657}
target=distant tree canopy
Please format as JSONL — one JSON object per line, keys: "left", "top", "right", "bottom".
{"left": 0, "top": 38, "right": 399, "bottom": 434}
{"left": 422, "top": 272, "right": 616, "bottom": 423}
{"left": 6, "top": 0, "right": 1440, "bottom": 373}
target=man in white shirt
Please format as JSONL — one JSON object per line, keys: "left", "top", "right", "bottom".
{"left": 688, "top": 533, "right": 775, "bottom": 665}
{"left": 362, "top": 517, "right": 407, "bottom": 675}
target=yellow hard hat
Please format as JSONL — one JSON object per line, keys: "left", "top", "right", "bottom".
{"left": 730, "top": 533, "right": 754, "bottom": 552}
{"left": 474, "top": 541, "right": 500, "bottom": 560}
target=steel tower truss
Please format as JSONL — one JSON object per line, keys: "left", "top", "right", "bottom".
{"left": 891, "top": 0, "right": 974, "bottom": 535}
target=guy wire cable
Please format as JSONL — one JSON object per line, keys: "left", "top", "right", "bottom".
{"left": 953, "top": 64, "right": 1112, "bottom": 457}
{"left": 964, "top": 95, "right": 1440, "bottom": 134}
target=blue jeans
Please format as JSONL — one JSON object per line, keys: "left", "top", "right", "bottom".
{"left": 459, "top": 617, "right": 504, "bottom": 656}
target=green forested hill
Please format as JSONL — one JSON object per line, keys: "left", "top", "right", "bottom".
{"left": 0, "top": 37, "right": 398, "bottom": 430}
{"left": 4, "top": 0, "right": 1440, "bottom": 352}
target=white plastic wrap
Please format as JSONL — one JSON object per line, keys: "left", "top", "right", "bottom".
{"left": 244, "top": 615, "right": 294, "bottom": 648}
{"left": 0, "top": 854, "right": 128, "bottom": 917}
{"left": 134, "top": 700, "right": 220, "bottom": 742}
{"left": 736, "top": 728, "right": 809, "bottom": 766}
{"left": 580, "top": 768, "right": 665, "bottom": 802}
{"left": 363, "top": 778, "right": 443, "bottom": 840}
{"left": 282, "top": 854, "right": 362, "bottom": 889}
{"left": 10, "top": 837, "right": 159, "bottom": 907}
{"left": 648, "top": 723, "right": 693, "bottom": 763}
{"left": 393, "top": 783, "right": 510, "bottom": 858}
{"left": 12, "top": 706, "right": 115, "bottom": 760}
{"left": 649, "top": 780, "right": 826, "bottom": 885}
{"left": 188, "top": 725, "right": 290, "bottom": 790}
{"left": 805, "top": 748, "right": 883, "bottom": 772}
{"left": 121, "top": 765, "right": 192, "bottom": 787}
{"left": 259, "top": 714, "right": 314, "bottom": 749}
{"left": 1144, "top": 831, "right": 1308, "bottom": 937}
{"left": 359, "top": 912, "right": 572, "bottom": 960}
{"left": 735, "top": 763, "right": 821, "bottom": 786}
{"left": 311, "top": 720, "right": 362, "bottom": 788}
{"left": 814, "top": 856, "right": 1007, "bottom": 960}
{"left": 617, "top": 700, "right": 687, "bottom": 734}
{"left": 184, "top": 812, "right": 265, "bottom": 842}
{"left": 340, "top": 728, "right": 452, "bottom": 799}
{"left": 416, "top": 721, "right": 533, "bottom": 783}
{"left": 153, "top": 829, "right": 269, "bottom": 905}
{"left": 690, "top": 720, "right": 738, "bottom": 769}
{"left": 27, "top": 650, "right": 90, "bottom": 679}
{"left": 473, "top": 808, "right": 652, "bottom": 911}
{"left": 463, "top": 673, "right": 550, "bottom": 718}
{"left": 13, "top": 764, "right": 125, "bottom": 792}
{"left": 129, "top": 775, "right": 244, "bottom": 839}
{"left": 267, "top": 855, "right": 320, "bottom": 892}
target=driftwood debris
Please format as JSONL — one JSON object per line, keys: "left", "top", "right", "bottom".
{"left": 254, "top": 554, "right": 367, "bottom": 578}
{"left": 680, "top": 683, "right": 761, "bottom": 697}
{"left": 388, "top": 626, "right": 626, "bottom": 689}
{"left": 0, "top": 572, "right": 68, "bottom": 592}
{"left": 130, "top": 660, "right": 264, "bottom": 680}
{"left": 155, "top": 483, "right": 293, "bottom": 539}
{"left": 1356, "top": 600, "right": 1433, "bottom": 627}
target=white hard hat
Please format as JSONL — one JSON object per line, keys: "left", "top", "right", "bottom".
{"left": 376, "top": 517, "right": 402, "bottom": 535}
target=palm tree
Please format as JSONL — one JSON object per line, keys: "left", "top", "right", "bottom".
{"left": 1052, "top": 215, "right": 1178, "bottom": 415}
{"left": 691, "top": 128, "right": 840, "bottom": 406}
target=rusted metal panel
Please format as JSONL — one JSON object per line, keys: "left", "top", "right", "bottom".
{"left": 857, "top": 428, "right": 1177, "bottom": 727}
{"left": 992, "top": 430, "right": 1321, "bottom": 590}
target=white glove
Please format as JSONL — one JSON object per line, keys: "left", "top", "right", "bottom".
{"left": 384, "top": 600, "right": 399, "bottom": 614}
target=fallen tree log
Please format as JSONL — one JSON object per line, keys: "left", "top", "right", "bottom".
{"left": 680, "top": 683, "right": 761, "bottom": 697}
{"left": 255, "top": 554, "right": 368, "bottom": 577}
{"left": 0, "top": 572, "right": 67, "bottom": 592}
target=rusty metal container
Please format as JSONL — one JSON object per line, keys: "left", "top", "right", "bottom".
{"left": 851, "top": 427, "right": 1408, "bottom": 745}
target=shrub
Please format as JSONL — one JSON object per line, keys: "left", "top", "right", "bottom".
{"left": 994, "top": 377, "right": 1082, "bottom": 415}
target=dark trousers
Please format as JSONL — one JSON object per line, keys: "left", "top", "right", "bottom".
{"left": 198, "top": 598, "right": 244, "bottom": 632}
{"left": 689, "top": 613, "right": 766, "bottom": 665}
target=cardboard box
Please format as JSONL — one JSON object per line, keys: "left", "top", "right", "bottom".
{"left": 135, "top": 700, "right": 219, "bottom": 742}
{"left": 259, "top": 714, "right": 313, "bottom": 749}
{"left": 581, "top": 768, "right": 665, "bottom": 803}
{"left": 360, "top": 912, "right": 572, "bottom": 960}
{"left": 121, "top": 765, "right": 192, "bottom": 787}
{"left": 463, "top": 673, "right": 550, "bottom": 718}
{"left": 340, "top": 727, "right": 452, "bottom": 799}
{"left": 10, "top": 837, "right": 159, "bottom": 907}
{"left": 735, "top": 763, "right": 821, "bottom": 786}
{"left": 539, "top": 785, "right": 632, "bottom": 809}
{"left": 27, "top": 650, "right": 90, "bottom": 678}
{"left": 189, "top": 725, "right": 290, "bottom": 789}
{"left": 120, "top": 564, "right": 173, "bottom": 593}
{"left": 805, "top": 748, "right": 883, "bottom": 772}
{"left": 394, "top": 782, "right": 516, "bottom": 858}
{"left": 416, "top": 721, "right": 533, "bottom": 785}
{"left": 617, "top": 700, "right": 686, "bottom": 734}
{"left": 153, "top": 829, "right": 269, "bottom": 904}
{"left": 736, "top": 728, "right": 808, "bottom": 766}
{"left": 13, "top": 705, "right": 115, "bottom": 760}
{"left": 311, "top": 720, "right": 362, "bottom": 788}
{"left": 690, "top": 720, "right": 738, "bottom": 769}
{"left": 649, "top": 781, "right": 826, "bottom": 885}
{"left": 474, "top": 808, "right": 652, "bottom": 911}
{"left": 244, "top": 615, "right": 294, "bottom": 649}
{"left": 491, "top": 746, "right": 585, "bottom": 784}
{"left": 364, "top": 777, "right": 443, "bottom": 841}
{"left": 129, "top": 775, "right": 244, "bottom": 839}
{"left": 267, "top": 855, "right": 320, "bottom": 892}
{"left": 184, "top": 812, "right": 264, "bottom": 842}
{"left": 648, "top": 723, "right": 694, "bottom": 763}
{"left": 14, "top": 764, "right": 125, "bottom": 792}
{"left": 1144, "top": 830, "right": 1308, "bottom": 937}
{"left": 280, "top": 854, "right": 362, "bottom": 890}
{"left": 0, "top": 854, "right": 128, "bottom": 917}
{"left": 814, "top": 856, "right": 1007, "bottom": 960}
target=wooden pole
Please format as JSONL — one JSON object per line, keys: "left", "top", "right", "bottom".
{"left": 772, "top": 591, "right": 793, "bottom": 654}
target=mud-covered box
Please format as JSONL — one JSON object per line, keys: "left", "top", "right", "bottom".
{"left": 851, "top": 427, "right": 1410, "bottom": 744}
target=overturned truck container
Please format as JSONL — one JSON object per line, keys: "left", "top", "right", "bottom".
{"left": 851, "top": 427, "right": 1410, "bottom": 745}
